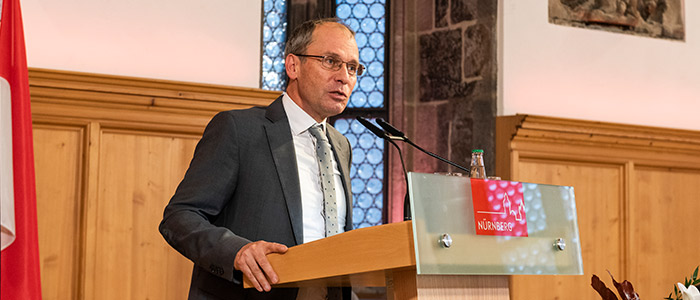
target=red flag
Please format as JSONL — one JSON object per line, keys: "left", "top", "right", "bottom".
{"left": 0, "top": 0, "right": 42, "bottom": 298}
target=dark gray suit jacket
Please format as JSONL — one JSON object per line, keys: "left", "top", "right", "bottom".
{"left": 159, "top": 96, "right": 353, "bottom": 300}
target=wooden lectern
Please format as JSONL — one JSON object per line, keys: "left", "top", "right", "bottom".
{"left": 243, "top": 221, "right": 509, "bottom": 300}
{"left": 243, "top": 174, "right": 583, "bottom": 299}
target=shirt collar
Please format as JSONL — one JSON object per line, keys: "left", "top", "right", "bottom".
{"left": 282, "top": 93, "right": 326, "bottom": 135}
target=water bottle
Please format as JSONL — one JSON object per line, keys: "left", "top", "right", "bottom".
{"left": 470, "top": 149, "right": 486, "bottom": 179}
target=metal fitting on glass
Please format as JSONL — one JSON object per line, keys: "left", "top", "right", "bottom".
{"left": 554, "top": 238, "right": 566, "bottom": 251}
{"left": 439, "top": 233, "right": 453, "bottom": 248}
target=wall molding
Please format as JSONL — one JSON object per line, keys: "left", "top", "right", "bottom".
{"left": 29, "top": 68, "right": 280, "bottom": 134}
{"left": 496, "top": 114, "right": 700, "bottom": 178}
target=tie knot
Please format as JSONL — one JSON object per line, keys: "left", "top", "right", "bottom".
{"left": 308, "top": 124, "right": 327, "bottom": 142}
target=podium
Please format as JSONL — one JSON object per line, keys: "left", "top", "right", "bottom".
{"left": 245, "top": 173, "right": 583, "bottom": 299}
{"left": 245, "top": 221, "right": 509, "bottom": 299}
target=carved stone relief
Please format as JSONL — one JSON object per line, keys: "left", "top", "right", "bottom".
{"left": 550, "top": 0, "right": 685, "bottom": 40}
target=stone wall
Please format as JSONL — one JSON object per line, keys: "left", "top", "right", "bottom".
{"left": 388, "top": 0, "right": 498, "bottom": 221}
{"left": 411, "top": 0, "right": 496, "bottom": 173}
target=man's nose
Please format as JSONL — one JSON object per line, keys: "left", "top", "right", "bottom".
{"left": 334, "top": 63, "right": 353, "bottom": 83}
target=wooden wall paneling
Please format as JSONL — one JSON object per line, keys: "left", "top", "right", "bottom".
{"left": 153, "top": 132, "right": 200, "bottom": 300}
{"left": 29, "top": 68, "right": 279, "bottom": 300}
{"left": 497, "top": 115, "right": 700, "bottom": 300}
{"left": 82, "top": 121, "right": 101, "bottom": 300}
{"left": 33, "top": 124, "right": 85, "bottom": 300}
{"left": 510, "top": 159, "right": 625, "bottom": 300}
{"left": 90, "top": 130, "right": 197, "bottom": 300}
{"left": 628, "top": 166, "right": 700, "bottom": 298}
{"left": 623, "top": 160, "right": 634, "bottom": 283}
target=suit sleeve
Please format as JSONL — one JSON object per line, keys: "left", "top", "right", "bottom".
{"left": 159, "top": 111, "right": 250, "bottom": 283}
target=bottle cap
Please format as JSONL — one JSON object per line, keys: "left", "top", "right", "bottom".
{"left": 472, "top": 149, "right": 484, "bottom": 153}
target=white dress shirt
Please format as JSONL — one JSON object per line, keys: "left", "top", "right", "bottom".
{"left": 282, "top": 93, "right": 347, "bottom": 244}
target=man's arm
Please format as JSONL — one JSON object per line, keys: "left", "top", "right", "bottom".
{"left": 159, "top": 111, "right": 285, "bottom": 291}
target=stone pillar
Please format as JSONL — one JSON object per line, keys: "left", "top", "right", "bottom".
{"left": 389, "top": 0, "right": 497, "bottom": 222}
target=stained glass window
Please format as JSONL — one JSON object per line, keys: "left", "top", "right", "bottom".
{"left": 260, "top": 0, "right": 388, "bottom": 229}
{"left": 336, "top": 0, "right": 385, "bottom": 109}
{"left": 335, "top": 0, "right": 387, "bottom": 228}
{"left": 261, "top": 0, "right": 287, "bottom": 91}
{"left": 334, "top": 117, "right": 384, "bottom": 228}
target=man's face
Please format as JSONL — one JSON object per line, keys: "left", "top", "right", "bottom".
{"left": 291, "top": 23, "right": 359, "bottom": 122}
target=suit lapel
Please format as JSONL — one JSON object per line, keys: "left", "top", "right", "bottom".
{"left": 264, "top": 97, "right": 304, "bottom": 245}
{"left": 327, "top": 126, "right": 354, "bottom": 231}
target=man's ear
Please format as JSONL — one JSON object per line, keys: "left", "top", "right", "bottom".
{"left": 285, "top": 54, "right": 300, "bottom": 80}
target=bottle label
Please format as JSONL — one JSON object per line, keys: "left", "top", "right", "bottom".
{"left": 470, "top": 179, "right": 529, "bottom": 237}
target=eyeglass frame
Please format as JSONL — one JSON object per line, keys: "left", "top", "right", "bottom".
{"left": 293, "top": 54, "right": 365, "bottom": 76}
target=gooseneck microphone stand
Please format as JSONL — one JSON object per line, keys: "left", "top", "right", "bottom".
{"left": 356, "top": 116, "right": 470, "bottom": 221}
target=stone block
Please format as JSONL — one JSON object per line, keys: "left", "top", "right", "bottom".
{"left": 412, "top": 102, "right": 451, "bottom": 173}
{"left": 440, "top": 79, "right": 495, "bottom": 173}
{"left": 472, "top": 99, "right": 495, "bottom": 173}
{"left": 449, "top": 115, "right": 474, "bottom": 169}
{"left": 466, "top": 81, "right": 496, "bottom": 173}
{"left": 463, "top": 23, "right": 491, "bottom": 78}
{"left": 450, "top": 0, "right": 477, "bottom": 24}
{"left": 420, "top": 29, "right": 470, "bottom": 102}
{"left": 422, "top": 79, "right": 480, "bottom": 103}
{"left": 435, "top": 0, "right": 449, "bottom": 28}
{"left": 477, "top": 0, "right": 498, "bottom": 22}
{"left": 417, "top": 0, "right": 434, "bottom": 31}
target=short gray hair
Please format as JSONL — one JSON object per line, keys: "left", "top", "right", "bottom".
{"left": 284, "top": 18, "right": 355, "bottom": 58}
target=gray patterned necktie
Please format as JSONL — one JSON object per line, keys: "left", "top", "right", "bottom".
{"left": 307, "top": 124, "right": 339, "bottom": 237}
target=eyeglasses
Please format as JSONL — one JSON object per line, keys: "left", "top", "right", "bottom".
{"left": 294, "top": 54, "right": 365, "bottom": 76}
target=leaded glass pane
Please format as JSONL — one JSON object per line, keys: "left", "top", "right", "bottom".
{"left": 334, "top": 117, "right": 384, "bottom": 228}
{"left": 259, "top": 0, "right": 388, "bottom": 228}
{"left": 338, "top": 0, "right": 385, "bottom": 109}
{"left": 261, "top": 0, "right": 287, "bottom": 91}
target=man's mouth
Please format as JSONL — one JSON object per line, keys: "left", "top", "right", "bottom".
{"left": 330, "top": 90, "right": 347, "bottom": 99}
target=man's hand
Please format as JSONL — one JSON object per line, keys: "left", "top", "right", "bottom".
{"left": 233, "top": 241, "right": 288, "bottom": 292}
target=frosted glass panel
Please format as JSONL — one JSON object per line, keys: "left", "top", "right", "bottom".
{"left": 408, "top": 172, "right": 583, "bottom": 275}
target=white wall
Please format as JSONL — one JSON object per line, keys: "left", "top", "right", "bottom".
{"left": 499, "top": 0, "right": 700, "bottom": 131}
{"left": 22, "top": 0, "right": 262, "bottom": 88}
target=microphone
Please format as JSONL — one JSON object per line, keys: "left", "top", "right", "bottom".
{"left": 357, "top": 117, "right": 474, "bottom": 220}
{"left": 376, "top": 118, "right": 405, "bottom": 138}
{"left": 356, "top": 116, "right": 390, "bottom": 140}
{"left": 356, "top": 116, "right": 412, "bottom": 220}
{"left": 375, "top": 119, "right": 470, "bottom": 173}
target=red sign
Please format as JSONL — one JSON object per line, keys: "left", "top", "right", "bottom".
{"left": 470, "top": 179, "right": 528, "bottom": 237}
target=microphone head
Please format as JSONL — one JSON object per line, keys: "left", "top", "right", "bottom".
{"left": 376, "top": 118, "right": 406, "bottom": 138}
{"left": 355, "top": 116, "right": 389, "bottom": 140}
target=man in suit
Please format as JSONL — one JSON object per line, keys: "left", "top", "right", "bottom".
{"left": 159, "top": 18, "right": 363, "bottom": 299}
